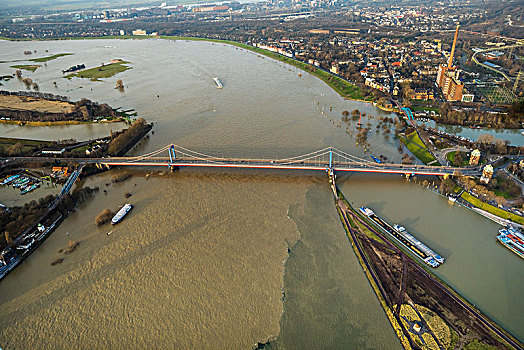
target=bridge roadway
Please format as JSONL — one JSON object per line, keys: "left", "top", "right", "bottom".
{"left": 88, "top": 156, "right": 481, "bottom": 176}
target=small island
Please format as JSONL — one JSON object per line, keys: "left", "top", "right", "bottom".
{"left": 65, "top": 59, "right": 131, "bottom": 81}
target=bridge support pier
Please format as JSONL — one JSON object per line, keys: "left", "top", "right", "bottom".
{"left": 327, "top": 167, "right": 337, "bottom": 196}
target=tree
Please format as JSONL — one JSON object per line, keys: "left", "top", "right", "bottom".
{"left": 494, "top": 139, "right": 507, "bottom": 154}
{"left": 453, "top": 152, "right": 463, "bottom": 166}
{"left": 4, "top": 231, "right": 12, "bottom": 245}
{"left": 8, "top": 142, "right": 23, "bottom": 156}
{"left": 477, "top": 134, "right": 495, "bottom": 145}
{"left": 116, "top": 79, "right": 124, "bottom": 91}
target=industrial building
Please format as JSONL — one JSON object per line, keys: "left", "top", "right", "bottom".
{"left": 436, "top": 25, "right": 474, "bottom": 102}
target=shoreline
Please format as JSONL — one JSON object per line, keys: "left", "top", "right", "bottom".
{"left": 334, "top": 188, "right": 523, "bottom": 349}
{"left": 2, "top": 35, "right": 522, "bottom": 130}
{"left": 0, "top": 119, "right": 126, "bottom": 126}
{"left": 0, "top": 34, "right": 374, "bottom": 105}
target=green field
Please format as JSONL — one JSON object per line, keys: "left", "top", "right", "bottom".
{"left": 65, "top": 61, "right": 131, "bottom": 81}
{"left": 446, "top": 151, "right": 470, "bottom": 166}
{"left": 0, "top": 137, "right": 54, "bottom": 156}
{"left": 461, "top": 191, "right": 524, "bottom": 225}
{"left": 400, "top": 131, "right": 438, "bottom": 165}
{"left": 410, "top": 105, "right": 440, "bottom": 113}
{"left": 10, "top": 64, "right": 41, "bottom": 72}
{"left": 478, "top": 85, "right": 518, "bottom": 105}
{"left": 29, "top": 53, "right": 73, "bottom": 63}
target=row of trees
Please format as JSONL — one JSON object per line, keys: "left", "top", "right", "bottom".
{"left": 0, "top": 194, "right": 55, "bottom": 249}
{"left": 0, "top": 95, "right": 120, "bottom": 123}
{"left": 0, "top": 89, "right": 70, "bottom": 103}
{"left": 436, "top": 103, "right": 523, "bottom": 129}
{"left": 107, "top": 118, "right": 149, "bottom": 155}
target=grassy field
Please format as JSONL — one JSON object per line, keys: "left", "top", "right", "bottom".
{"left": 410, "top": 105, "right": 440, "bottom": 113}
{"left": 446, "top": 151, "right": 471, "bottom": 167}
{"left": 461, "top": 191, "right": 524, "bottom": 225}
{"left": 400, "top": 131, "right": 438, "bottom": 165}
{"left": 65, "top": 61, "right": 131, "bottom": 81}
{"left": 29, "top": 53, "right": 73, "bottom": 63}
{"left": 0, "top": 137, "right": 54, "bottom": 155}
{"left": 10, "top": 64, "right": 41, "bottom": 72}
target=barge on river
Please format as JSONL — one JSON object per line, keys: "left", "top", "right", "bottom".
{"left": 359, "top": 207, "right": 444, "bottom": 268}
{"left": 111, "top": 204, "right": 133, "bottom": 225}
{"left": 213, "top": 77, "right": 223, "bottom": 89}
{"left": 497, "top": 226, "right": 524, "bottom": 259}
{"left": 1, "top": 216, "right": 62, "bottom": 282}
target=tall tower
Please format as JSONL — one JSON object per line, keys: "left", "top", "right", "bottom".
{"left": 437, "top": 24, "right": 464, "bottom": 101}
{"left": 469, "top": 149, "right": 481, "bottom": 166}
{"left": 480, "top": 165, "right": 494, "bottom": 184}
{"left": 448, "top": 25, "right": 460, "bottom": 68}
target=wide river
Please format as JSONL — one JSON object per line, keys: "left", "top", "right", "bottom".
{"left": 0, "top": 39, "right": 522, "bottom": 348}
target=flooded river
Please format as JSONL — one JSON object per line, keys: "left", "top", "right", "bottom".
{"left": 0, "top": 39, "right": 522, "bottom": 347}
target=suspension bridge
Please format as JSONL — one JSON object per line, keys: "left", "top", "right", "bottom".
{"left": 87, "top": 144, "right": 481, "bottom": 176}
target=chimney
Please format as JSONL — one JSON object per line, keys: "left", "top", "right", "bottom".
{"left": 448, "top": 24, "right": 460, "bottom": 68}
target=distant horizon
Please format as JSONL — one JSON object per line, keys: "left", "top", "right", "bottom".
{"left": 0, "top": 0, "right": 261, "bottom": 12}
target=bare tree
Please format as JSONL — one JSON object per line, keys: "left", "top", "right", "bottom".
{"left": 4, "top": 231, "right": 12, "bottom": 246}
{"left": 116, "top": 79, "right": 124, "bottom": 92}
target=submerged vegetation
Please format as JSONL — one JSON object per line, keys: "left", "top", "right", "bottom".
{"left": 28, "top": 53, "right": 72, "bottom": 63}
{"left": 95, "top": 209, "right": 115, "bottom": 226}
{"left": 10, "top": 64, "right": 40, "bottom": 72}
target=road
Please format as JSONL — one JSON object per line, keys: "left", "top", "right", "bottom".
{"left": 2, "top": 155, "right": 482, "bottom": 176}
{"left": 436, "top": 146, "right": 471, "bottom": 166}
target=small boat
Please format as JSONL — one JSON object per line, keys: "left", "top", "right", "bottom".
{"left": 448, "top": 195, "right": 456, "bottom": 203}
{"left": 20, "top": 183, "right": 39, "bottom": 195}
{"left": 13, "top": 178, "right": 30, "bottom": 188}
{"left": 213, "top": 77, "right": 223, "bottom": 89}
{"left": 371, "top": 155, "right": 383, "bottom": 164}
{"left": 111, "top": 204, "right": 133, "bottom": 225}
{"left": 1, "top": 174, "right": 20, "bottom": 185}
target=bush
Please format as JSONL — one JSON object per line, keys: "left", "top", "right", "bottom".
{"left": 111, "top": 172, "right": 132, "bottom": 183}
{"left": 95, "top": 209, "right": 114, "bottom": 226}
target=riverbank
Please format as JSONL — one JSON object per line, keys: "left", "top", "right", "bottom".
{"left": 334, "top": 187, "right": 523, "bottom": 350}
{"left": 0, "top": 91, "right": 128, "bottom": 125}
{"left": 0, "top": 119, "right": 123, "bottom": 126}
{"left": 159, "top": 36, "right": 371, "bottom": 102}
{"left": 1, "top": 35, "right": 373, "bottom": 104}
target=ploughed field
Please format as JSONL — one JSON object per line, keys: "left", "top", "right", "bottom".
{"left": 0, "top": 95, "right": 73, "bottom": 114}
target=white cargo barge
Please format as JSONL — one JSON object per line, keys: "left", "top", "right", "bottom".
{"left": 112, "top": 204, "right": 133, "bottom": 225}
{"left": 213, "top": 77, "right": 223, "bottom": 88}
{"left": 358, "top": 206, "right": 444, "bottom": 268}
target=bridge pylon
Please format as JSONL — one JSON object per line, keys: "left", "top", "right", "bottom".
{"left": 168, "top": 144, "right": 178, "bottom": 171}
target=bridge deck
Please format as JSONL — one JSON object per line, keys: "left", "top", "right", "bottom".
{"left": 93, "top": 157, "right": 480, "bottom": 176}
